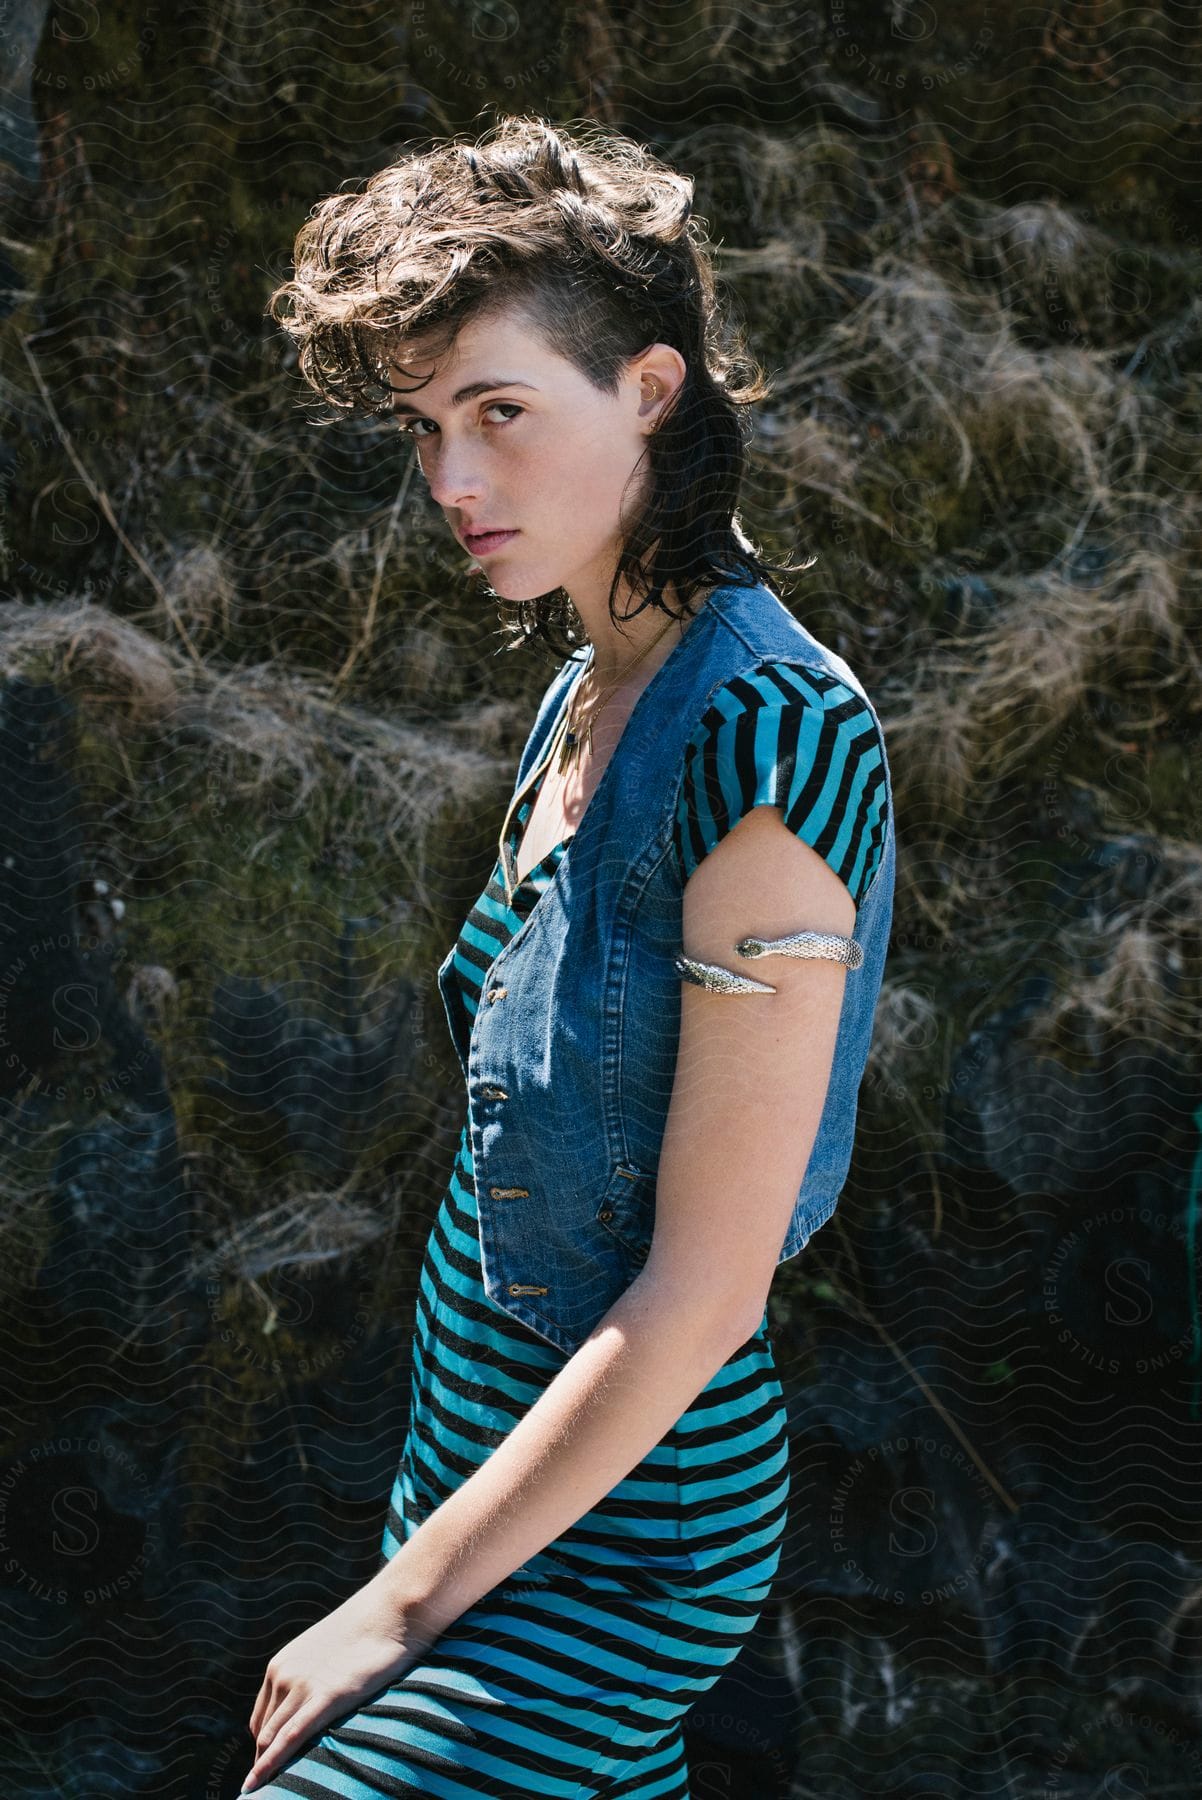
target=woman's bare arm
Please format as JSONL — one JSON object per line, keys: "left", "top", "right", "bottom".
{"left": 374, "top": 1244, "right": 752, "bottom": 1642}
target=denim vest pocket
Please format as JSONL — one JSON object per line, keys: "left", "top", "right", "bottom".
{"left": 594, "top": 1161, "right": 655, "bottom": 1269}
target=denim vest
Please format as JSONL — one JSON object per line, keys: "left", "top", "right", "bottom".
{"left": 436, "top": 579, "right": 896, "bottom": 1355}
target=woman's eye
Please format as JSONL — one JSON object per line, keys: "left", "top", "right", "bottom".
{"left": 396, "top": 402, "right": 523, "bottom": 439}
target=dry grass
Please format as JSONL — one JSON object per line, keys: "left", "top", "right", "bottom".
{"left": 192, "top": 1188, "right": 392, "bottom": 1286}
{"left": 0, "top": 598, "right": 509, "bottom": 868}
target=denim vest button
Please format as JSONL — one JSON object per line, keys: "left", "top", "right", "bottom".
{"left": 598, "top": 1209, "right": 613, "bottom": 1222}
{"left": 486, "top": 985, "right": 507, "bottom": 1003}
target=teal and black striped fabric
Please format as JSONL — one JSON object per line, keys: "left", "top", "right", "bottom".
{"left": 675, "top": 659, "right": 888, "bottom": 907}
{"left": 254, "top": 661, "right": 883, "bottom": 1797}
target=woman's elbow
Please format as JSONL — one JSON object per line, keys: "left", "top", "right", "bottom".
{"left": 632, "top": 1257, "right": 770, "bottom": 1361}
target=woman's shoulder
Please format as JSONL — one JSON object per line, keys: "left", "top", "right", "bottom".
{"left": 702, "top": 656, "right": 880, "bottom": 721}
{"left": 673, "top": 657, "right": 889, "bottom": 909}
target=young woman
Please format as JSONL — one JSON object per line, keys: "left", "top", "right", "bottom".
{"left": 244, "top": 114, "right": 895, "bottom": 1798}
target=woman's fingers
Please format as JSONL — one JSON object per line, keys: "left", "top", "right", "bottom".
{"left": 256, "top": 1688, "right": 305, "bottom": 1752}
{"left": 244, "top": 1697, "right": 323, "bottom": 1791}
{"left": 248, "top": 1672, "right": 274, "bottom": 1738}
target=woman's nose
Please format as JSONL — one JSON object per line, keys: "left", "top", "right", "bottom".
{"left": 426, "top": 452, "right": 482, "bottom": 512}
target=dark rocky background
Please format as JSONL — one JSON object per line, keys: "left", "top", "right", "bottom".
{"left": 2, "top": 2, "right": 1201, "bottom": 1794}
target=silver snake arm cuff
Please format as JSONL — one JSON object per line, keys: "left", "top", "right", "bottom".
{"left": 675, "top": 930, "right": 864, "bottom": 994}
{"left": 674, "top": 954, "right": 776, "bottom": 994}
{"left": 736, "top": 929, "right": 864, "bottom": 970}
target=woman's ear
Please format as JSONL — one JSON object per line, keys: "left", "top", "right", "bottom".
{"left": 631, "top": 343, "right": 686, "bottom": 432}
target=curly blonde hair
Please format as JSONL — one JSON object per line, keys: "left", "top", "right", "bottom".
{"left": 267, "top": 112, "right": 802, "bottom": 658}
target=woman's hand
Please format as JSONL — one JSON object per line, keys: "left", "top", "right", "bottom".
{"left": 242, "top": 1577, "right": 430, "bottom": 1792}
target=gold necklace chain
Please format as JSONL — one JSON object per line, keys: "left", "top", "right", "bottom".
{"left": 557, "top": 613, "right": 680, "bottom": 775}
{"left": 495, "top": 611, "right": 681, "bottom": 901}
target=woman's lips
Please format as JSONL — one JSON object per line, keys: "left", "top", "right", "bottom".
{"left": 465, "top": 529, "right": 519, "bottom": 556}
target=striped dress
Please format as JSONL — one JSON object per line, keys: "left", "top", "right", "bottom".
{"left": 254, "top": 661, "right": 885, "bottom": 1800}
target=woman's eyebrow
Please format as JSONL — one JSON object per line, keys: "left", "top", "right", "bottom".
{"left": 389, "top": 379, "right": 538, "bottom": 417}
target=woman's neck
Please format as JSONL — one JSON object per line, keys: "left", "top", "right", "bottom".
{"left": 581, "top": 583, "right": 707, "bottom": 690}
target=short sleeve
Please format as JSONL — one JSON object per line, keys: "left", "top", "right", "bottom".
{"left": 672, "top": 660, "right": 889, "bottom": 910}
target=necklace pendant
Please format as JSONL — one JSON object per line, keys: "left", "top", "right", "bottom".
{"left": 557, "top": 727, "right": 578, "bottom": 775}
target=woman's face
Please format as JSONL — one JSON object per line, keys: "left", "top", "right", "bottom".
{"left": 386, "top": 303, "right": 683, "bottom": 618}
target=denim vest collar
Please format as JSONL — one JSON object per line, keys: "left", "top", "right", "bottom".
{"left": 437, "top": 579, "right": 895, "bottom": 1354}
